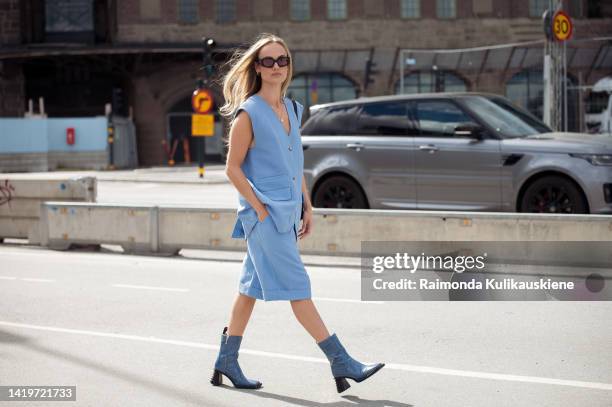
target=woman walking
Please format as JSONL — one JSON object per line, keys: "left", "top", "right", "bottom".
{"left": 212, "top": 33, "right": 385, "bottom": 394}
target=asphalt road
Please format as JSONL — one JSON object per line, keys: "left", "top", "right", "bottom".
{"left": 1, "top": 165, "right": 238, "bottom": 208}
{"left": 96, "top": 180, "right": 238, "bottom": 207}
{"left": 1, "top": 244, "right": 611, "bottom": 407}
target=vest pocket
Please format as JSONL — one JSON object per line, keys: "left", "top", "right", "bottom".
{"left": 264, "top": 187, "right": 291, "bottom": 200}
{"left": 253, "top": 174, "right": 292, "bottom": 201}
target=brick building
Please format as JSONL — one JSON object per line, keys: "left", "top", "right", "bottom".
{"left": 1, "top": 0, "right": 611, "bottom": 166}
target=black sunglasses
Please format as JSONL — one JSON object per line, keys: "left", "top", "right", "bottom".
{"left": 255, "top": 55, "right": 291, "bottom": 68}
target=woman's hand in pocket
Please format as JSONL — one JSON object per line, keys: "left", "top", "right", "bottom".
{"left": 256, "top": 205, "right": 269, "bottom": 222}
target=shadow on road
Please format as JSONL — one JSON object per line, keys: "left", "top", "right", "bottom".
{"left": 0, "top": 328, "right": 222, "bottom": 405}
{"left": 1, "top": 328, "right": 412, "bottom": 406}
{"left": 217, "top": 383, "right": 414, "bottom": 406}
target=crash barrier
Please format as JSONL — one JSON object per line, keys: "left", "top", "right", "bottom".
{"left": 37, "top": 202, "right": 612, "bottom": 257}
{"left": 0, "top": 177, "right": 96, "bottom": 244}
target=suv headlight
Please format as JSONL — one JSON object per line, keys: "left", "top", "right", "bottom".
{"left": 569, "top": 153, "right": 612, "bottom": 166}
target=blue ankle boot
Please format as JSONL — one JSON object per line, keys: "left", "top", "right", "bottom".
{"left": 210, "top": 326, "right": 262, "bottom": 389}
{"left": 317, "top": 333, "right": 385, "bottom": 393}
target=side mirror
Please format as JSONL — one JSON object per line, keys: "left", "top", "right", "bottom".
{"left": 454, "top": 123, "right": 485, "bottom": 139}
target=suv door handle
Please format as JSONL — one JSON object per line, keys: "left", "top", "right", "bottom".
{"left": 346, "top": 143, "right": 365, "bottom": 151}
{"left": 418, "top": 144, "right": 439, "bottom": 153}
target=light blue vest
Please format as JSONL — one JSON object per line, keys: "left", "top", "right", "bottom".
{"left": 230, "top": 94, "right": 305, "bottom": 239}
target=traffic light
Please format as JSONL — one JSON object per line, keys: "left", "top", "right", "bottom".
{"left": 111, "top": 87, "right": 126, "bottom": 116}
{"left": 542, "top": 8, "right": 553, "bottom": 40}
{"left": 201, "top": 37, "right": 217, "bottom": 79}
{"left": 364, "top": 59, "right": 377, "bottom": 90}
{"left": 203, "top": 37, "right": 216, "bottom": 51}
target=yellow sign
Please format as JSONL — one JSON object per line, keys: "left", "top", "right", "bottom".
{"left": 192, "top": 89, "right": 214, "bottom": 114}
{"left": 192, "top": 114, "right": 214, "bottom": 136}
{"left": 553, "top": 11, "right": 573, "bottom": 41}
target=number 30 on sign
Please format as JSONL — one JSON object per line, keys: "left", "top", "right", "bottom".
{"left": 553, "top": 11, "right": 573, "bottom": 41}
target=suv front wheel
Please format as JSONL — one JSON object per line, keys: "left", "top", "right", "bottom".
{"left": 519, "top": 175, "right": 589, "bottom": 214}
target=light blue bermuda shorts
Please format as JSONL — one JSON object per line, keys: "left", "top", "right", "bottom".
{"left": 238, "top": 214, "right": 312, "bottom": 301}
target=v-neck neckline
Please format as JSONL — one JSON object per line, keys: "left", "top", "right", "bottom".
{"left": 253, "top": 94, "right": 292, "bottom": 137}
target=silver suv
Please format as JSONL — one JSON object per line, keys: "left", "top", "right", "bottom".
{"left": 301, "top": 93, "right": 612, "bottom": 214}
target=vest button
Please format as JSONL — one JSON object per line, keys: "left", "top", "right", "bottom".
{"left": 292, "top": 176, "right": 295, "bottom": 180}
{"left": 288, "top": 146, "right": 293, "bottom": 151}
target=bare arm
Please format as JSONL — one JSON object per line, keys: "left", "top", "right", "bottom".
{"left": 225, "top": 110, "right": 267, "bottom": 218}
{"left": 301, "top": 175, "right": 312, "bottom": 211}
{"left": 298, "top": 173, "right": 314, "bottom": 239}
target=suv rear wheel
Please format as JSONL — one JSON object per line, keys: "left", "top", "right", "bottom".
{"left": 313, "top": 175, "right": 368, "bottom": 209}
{"left": 519, "top": 175, "right": 588, "bottom": 214}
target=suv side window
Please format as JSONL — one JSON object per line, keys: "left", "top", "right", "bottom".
{"left": 301, "top": 104, "right": 361, "bottom": 135}
{"left": 415, "top": 100, "right": 478, "bottom": 137}
{"left": 356, "top": 101, "right": 418, "bottom": 136}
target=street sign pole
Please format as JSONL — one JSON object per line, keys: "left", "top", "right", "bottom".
{"left": 192, "top": 37, "right": 216, "bottom": 179}
{"left": 543, "top": 2, "right": 573, "bottom": 131}
{"left": 563, "top": 39, "right": 568, "bottom": 132}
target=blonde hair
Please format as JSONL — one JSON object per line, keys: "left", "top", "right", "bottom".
{"left": 218, "top": 33, "right": 294, "bottom": 129}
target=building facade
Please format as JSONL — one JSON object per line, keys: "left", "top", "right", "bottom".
{"left": 1, "top": 0, "right": 611, "bottom": 166}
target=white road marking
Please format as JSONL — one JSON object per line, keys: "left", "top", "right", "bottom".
{"left": 20, "top": 278, "right": 54, "bottom": 282}
{"left": 0, "top": 276, "right": 375, "bottom": 304}
{"left": 112, "top": 284, "right": 189, "bottom": 292}
{"left": 133, "top": 184, "right": 159, "bottom": 188}
{"left": 0, "top": 320, "right": 610, "bottom": 391}
{"left": 312, "top": 296, "right": 384, "bottom": 304}
{"left": 0, "top": 276, "right": 54, "bottom": 282}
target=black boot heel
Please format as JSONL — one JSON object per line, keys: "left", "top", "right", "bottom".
{"left": 335, "top": 377, "right": 351, "bottom": 393}
{"left": 210, "top": 369, "right": 223, "bottom": 386}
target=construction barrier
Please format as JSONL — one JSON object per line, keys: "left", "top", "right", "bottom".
{"left": 0, "top": 177, "right": 96, "bottom": 244}
{"left": 37, "top": 202, "right": 612, "bottom": 257}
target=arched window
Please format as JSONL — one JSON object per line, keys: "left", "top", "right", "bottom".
{"left": 394, "top": 71, "right": 467, "bottom": 94}
{"left": 505, "top": 69, "right": 578, "bottom": 131}
{"left": 287, "top": 73, "right": 357, "bottom": 111}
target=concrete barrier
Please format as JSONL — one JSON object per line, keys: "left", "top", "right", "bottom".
{"left": 40, "top": 202, "right": 155, "bottom": 252}
{"left": 37, "top": 202, "right": 612, "bottom": 257}
{"left": 0, "top": 177, "right": 96, "bottom": 244}
{"left": 39, "top": 203, "right": 242, "bottom": 255}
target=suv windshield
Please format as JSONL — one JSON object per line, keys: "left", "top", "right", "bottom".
{"left": 462, "top": 95, "right": 551, "bottom": 138}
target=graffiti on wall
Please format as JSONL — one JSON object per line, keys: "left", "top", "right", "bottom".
{"left": 0, "top": 180, "right": 15, "bottom": 206}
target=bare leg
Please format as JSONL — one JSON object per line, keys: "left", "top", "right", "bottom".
{"left": 227, "top": 293, "right": 256, "bottom": 336}
{"left": 290, "top": 299, "right": 330, "bottom": 343}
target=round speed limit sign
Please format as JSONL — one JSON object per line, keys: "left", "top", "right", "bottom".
{"left": 553, "top": 11, "right": 573, "bottom": 41}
